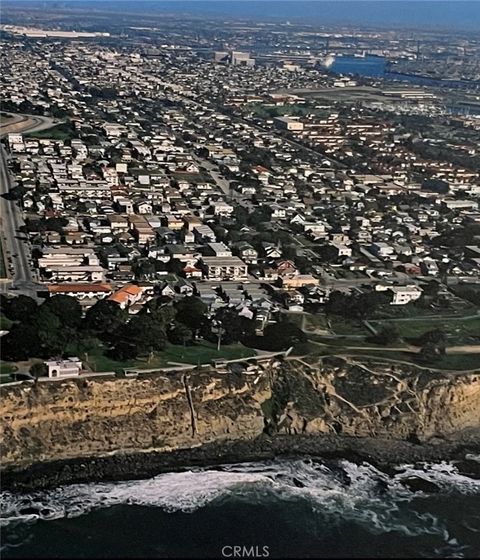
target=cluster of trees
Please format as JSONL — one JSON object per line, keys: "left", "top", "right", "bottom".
{"left": 433, "top": 224, "right": 480, "bottom": 249}
{"left": 23, "top": 217, "right": 68, "bottom": 235}
{"left": 2, "top": 294, "right": 85, "bottom": 361}
{"left": 410, "top": 329, "right": 447, "bottom": 364}
{"left": 325, "top": 290, "right": 390, "bottom": 320}
{"left": 1, "top": 294, "right": 209, "bottom": 362}
{"left": 2, "top": 293, "right": 305, "bottom": 364}
{"left": 410, "top": 140, "right": 480, "bottom": 173}
{"left": 368, "top": 323, "right": 449, "bottom": 364}
{"left": 246, "top": 318, "right": 307, "bottom": 351}
{"left": 368, "top": 324, "right": 400, "bottom": 346}
{"left": 87, "top": 86, "right": 118, "bottom": 100}
{"left": 132, "top": 257, "right": 186, "bottom": 280}
{"left": 451, "top": 284, "right": 480, "bottom": 306}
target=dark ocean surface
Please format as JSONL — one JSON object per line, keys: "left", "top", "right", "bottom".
{"left": 2, "top": 458, "right": 480, "bottom": 558}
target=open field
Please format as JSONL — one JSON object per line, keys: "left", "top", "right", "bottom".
{"left": 0, "top": 342, "right": 256, "bottom": 378}
{"left": 85, "top": 341, "right": 256, "bottom": 373}
{"left": 0, "top": 314, "right": 14, "bottom": 331}
{"left": 298, "top": 346, "right": 480, "bottom": 372}
{"left": 329, "top": 317, "right": 369, "bottom": 336}
{"left": 0, "top": 361, "right": 17, "bottom": 376}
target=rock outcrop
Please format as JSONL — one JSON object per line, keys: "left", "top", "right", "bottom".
{"left": 1, "top": 356, "right": 480, "bottom": 469}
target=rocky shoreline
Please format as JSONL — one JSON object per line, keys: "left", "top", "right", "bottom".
{"left": 3, "top": 431, "right": 480, "bottom": 492}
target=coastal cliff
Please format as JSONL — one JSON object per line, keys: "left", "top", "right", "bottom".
{"left": 2, "top": 356, "right": 480, "bottom": 475}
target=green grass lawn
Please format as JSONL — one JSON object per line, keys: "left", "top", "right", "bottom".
{"left": 84, "top": 350, "right": 138, "bottom": 373}
{"left": 370, "top": 315, "right": 480, "bottom": 342}
{"left": 85, "top": 341, "right": 256, "bottom": 372}
{"left": 0, "top": 361, "right": 17, "bottom": 375}
{"left": 436, "top": 354, "right": 480, "bottom": 371}
{"left": 161, "top": 341, "right": 255, "bottom": 364}
{"left": 304, "top": 314, "right": 329, "bottom": 332}
{"left": 0, "top": 313, "right": 13, "bottom": 331}
{"left": 306, "top": 345, "right": 480, "bottom": 372}
{"left": 329, "top": 317, "right": 369, "bottom": 336}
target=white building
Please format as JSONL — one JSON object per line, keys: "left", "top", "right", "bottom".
{"left": 201, "top": 256, "right": 248, "bottom": 280}
{"left": 44, "top": 357, "right": 82, "bottom": 378}
{"left": 389, "top": 286, "right": 423, "bottom": 305}
{"left": 371, "top": 242, "right": 395, "bottom": 258}
{"left": 273, "top": 117, "right": 304, "bottom": 132}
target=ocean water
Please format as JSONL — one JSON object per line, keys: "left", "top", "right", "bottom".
{"left": 330, "top": 55, "right": 476, "bottom": 91}
{"left": 17, "top": 1, "right": 480, "bottom": 31}
{"left": 2, "top": 458, "right": 480, "bottom": 558}
{"left": 331, "top": 55, "right": 387, "bottom": 78}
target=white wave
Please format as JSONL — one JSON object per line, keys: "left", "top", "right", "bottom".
{"left": 392, "top": 461, "right": 480, "bottom": 494}
{"left": 0, "top": 468, "right": 273, "bottom": 525}
{"left": 1, "top": 458, "right": 479, "bottom": 547}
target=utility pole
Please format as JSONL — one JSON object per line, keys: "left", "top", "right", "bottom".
{"left": 217, "top": 326, "right": 223, "bottom": 352}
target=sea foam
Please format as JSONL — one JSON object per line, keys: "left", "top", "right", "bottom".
{"left": 1, "top": 458, "right": 479, "bottom": 547}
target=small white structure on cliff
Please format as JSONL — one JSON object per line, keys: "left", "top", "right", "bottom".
{"left": 44, "top": 357, "right": 82, "bottom": 378}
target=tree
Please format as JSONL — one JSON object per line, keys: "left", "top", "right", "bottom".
{"left": 417, "top": 329, "right": 447, "bottom": 346}
{"left": 33, "top": 307, "right": 66, "bottom": 356}
{"left": 175, "top": 297, "right": 208, "bottom": 335}
{"left": 2, "top": 323, "right": 41, "bottom": 361}
{"left": 2, "top": 295, "right": 37, "bottom": 322}
{"left": 325, "top": 290, "right": 389, "bottom": 320}
{"left": 110, "top": 341, "right": 139, "bottom": 361}
{"left": 144, "top": 298, "right": 176, "bottom": 325}
{"left": 325, "top": 291, "right": 351, "bottom": 317}
{"left": 261, "top": 319, "right": 307, "bottom": 351}
{"left": 84, "top": 299, "right": 128, "bottom": 338}
{"left": 233, "top": 206, "right": 248, "bottom": 228}
{"left": 30, "top": 362, "right": 48, "bottom": 378}
{"left": 168, "top": 321, "right": 194, "bottom": 346}
{"left": 43, "top": 295, "right": 82, "bottom": 328}
{"left": 114, "top": 313, "right": 167, "bottom": 357}
{"left": 4, "top": 185, "right": 27, "bottom": 201}
{"left": 418, "top": 342, "right": 442, "bottom": 364}
{"left": 213, "top": 306, "right": 256, "bottom": 345}
{"left": 370, "top": 324, "right": 399, "bottom": 346}
{"left": 167, "top": 258, "right": 186, "bottom": 275}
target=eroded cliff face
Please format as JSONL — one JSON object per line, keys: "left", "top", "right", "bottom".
{"left": 1, "top": 356, "right": 479, "bottom": 468}
{"left": 265, "top": 357, "right": 480, "bottom": 441}
{"left": 0, "top": 367, "right": 271, "bottom": 468}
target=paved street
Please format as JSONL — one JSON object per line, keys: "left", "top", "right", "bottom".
{"left": 0, "top": 115, "right": 57, "bottom": 297}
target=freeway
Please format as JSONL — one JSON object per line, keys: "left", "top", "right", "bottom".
{"left": 0, "top": 114, "right": 57, "bottom": 297}
{"left": 0, "top": 144, "right": 36, "bottom": 295}
{"left": 0, "top": 114, "right": 57, "bottom": 137}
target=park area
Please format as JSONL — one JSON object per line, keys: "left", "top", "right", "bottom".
{"left": 286, "top": 308, "right": 480, "bottom": 372}
{"left": 0, "top": 341, "right": 255, "bottom": 382}
{"left": 367, "top": 314, "right": 480, "bottom": 344}
{"left": 83, "top": 341, "right": 255, "bottom": 373}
